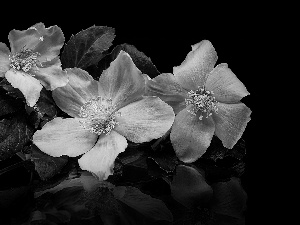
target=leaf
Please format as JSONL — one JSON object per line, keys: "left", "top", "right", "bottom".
{"left": 210, "top": 177, "right": 247, "bottom": 219}
{"left": 34, "top": 171, "right": 108, "bottom": 198}
{"left": 118, "top": 147, "right": 146, "bottom": 166}
{"left": 0, "top": 115, "right": 34, "bottom": 161}
{"left": 34, "top": 172, "right": 119, "bottom": 221}
{"left": 0, "top": 185, "right": 32, "bottom": 223}
{"left": 83, "top": 186, "right": 121, "bottom": 216}
{"left": 30, "top": 144, "right": 68, "bottom": 181}
{"left": 109, "top": 43, "right": 160, "bottom": 77}
{"left": 43, "top": 209, "right": 71, "bottom": 224}
{"left": 27, "top": 89, "right": 57, "bottom": 128}
{"left": 0, "top": 186, "right": 30, "bottom": 209}
{"left": 61, "top": 26, "right": 115, "bottom": 69}
{"left": 35, "top": 89, "right": 57, "bottom": 118}
{"left": 0, "top": 78, "right": 24, "bottom": 99}
{"left": 116, "top": 186, "right": 173, "bottom": 222}
{"left": 203, "top": 137, "right": 246, "bottom": 162}
{"left": 0, "top": 92, "right": 23, "bottom": 117}
{"left": 35, "top": 187, "right": 86, "bottom": 224}
{"left": 149, "top": 145, "right": 178, "bottom": 173}
{"left": 170, "top": 165, "right": 213, "bottom": 208}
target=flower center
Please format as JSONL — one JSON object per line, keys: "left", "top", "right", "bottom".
{"left": 79, "top": 96, "right": 121, "bottom": 135}
{"left": 9, "top": 48, "right": 40, "bottom": 73}
{"left": 185, "top": 85, "right": 218, "bottom": 120}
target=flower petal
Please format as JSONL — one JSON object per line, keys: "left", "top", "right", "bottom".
{"left": 31, "top": 58, "right": 68, "bottom": 90}
{"left": 205, "top": 64, "right": 249, "bottom": 103}
{"left": 145, "top": 73, "right": 188, "bottom": 115}
{"left": 0, "top": 42, "right": 10, "bottom": 77}
{"left": 114, "top": 96, "right": 175, "bottom": 143}
{"left": 213, "top": 102, "right": 251, "bottom": 149}
{"left": 170, "top": 105, "right": 215, "bottom": 163}
{"left": 173, "top": 40, "right": 217, "bottom": 91}
{"left": 78, "top": 130, "right": 127, "bottom": 180}
{"left": 5, "top": 69, "right": 43, "bottom": 107}
{"left": 98, "top": 50, "right": 145, "bottom": 110}
{"left": 52, "top": 68, "right": 99, "bottom": 117}
{"left": 8, "top": 23, "right": 64, "bottom": 62}
{"left": 33, "top": 117, "right": 98, "bottom": 157}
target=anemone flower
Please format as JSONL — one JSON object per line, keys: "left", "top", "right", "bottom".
{"left": 32, "top": 50, "right": 175, "bottom": 180}
{"left": 0, "top": 23, "right": 68, "bottom": 107}
{"left": 145, "top": 40, "right": 251, "bottom": 163}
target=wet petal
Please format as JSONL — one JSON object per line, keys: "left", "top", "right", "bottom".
{"left": 205, "top": 64, "right": 249, "bottom": 103}
{"left": 170, "top": 105, "right": 215, "bottom": 163}
{"left": 9, "top": 23, "right": 64, "bottom": 62}
{"left": 33, "top": 117, "right": 98, "bottom": 157}
{"left": 31, "top": 58, "right": 68, "bottom": 90}
{"left": 52, "top": 68, "right": 99, "bottom": 117}
{"left": 0, "top": 43, "right": 10, "bottom": 77}
{"left": 114, "top": 96, "right": 175, "bottom": 143}
{"left": 78, "top": 130, "right": 127, "bottom": 180}
{"left": 173, "top": 40, "right": 217, "bottom": 91}
{"left": 145, "top": 73, "right": 188, "bottom": 115}
{"left": 98, "top": 50, "right": 145, "bottom": 110}
{"left": 5, "top": 69, "right": 43, "bottom": 107}
{"left": 213, "top": 102, "right": 251, "bottom": 149}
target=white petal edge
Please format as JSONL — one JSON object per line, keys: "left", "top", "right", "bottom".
{"left": 5, "top": 69, "right": 43, "bottom": 107}
{"left": 114, "top": 96, "right": 175, "bottom": 143}
{"left": 205, "top": 63, "right": 249, "bottom": 103}
{"left": 78, "top": 130, "right": 128, "bottom": 180}
{"left": 33, "top": 117, "right": 98, "bottom": 157}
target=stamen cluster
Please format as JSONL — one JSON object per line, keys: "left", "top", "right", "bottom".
{"left": 185, "top": 86, "right": 218, "bottom": 120}
{"left": 79, "top": 96, "right": 121, "bottom": 135}
{"left": 9, "top": 48, "right": 40, "bottom": 72}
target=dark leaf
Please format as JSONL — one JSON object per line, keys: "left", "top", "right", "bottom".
{"left": 34, "top": 172, "right": 120, "bottom": 222}
{"left": 146, "top": 158, "right": 168, "bottom": 178}
{"left": 118, "top": 147, "right": 148, "bottom": 169}
{"left": 0, "top": 186, "right": 30, "bottom": 209}
{"left": 119, "top": 166, "right": 152, "bottom": 184}
{"left": 27, "top": 89, "right": 57, "bottom": 128}
{"left": 61, "top": 26, "right": 115, "bottom": 69}
{"left": 32, "top": 160, "right": 77, "bottom": 194}
{"left": 0, "top": 115, "right": 34, "bottom": 161}
{"left": 35, "top": 187, "right": 84, "bottom": 224}
{"left": 149, "top": 145, "right": 178, "bottom": 173}
{"left": 203, "top": 137, "right": 246, "bottom": 162}
{"left": 231, "top": 161, "right": 246, "bottom": 177}
{"left": 0, "top": 92, "right": 23, "bottom": 117}
{"left": 50, "top": 187, "right": 85, "bottom": 211}
{"left": 30, "top": 209, "right": 70, "bottom": 225}
{"left": 118, "top": 147, "right": 146, "bottom": 166}
{"left": 34, "top": 171, "right": 104, "bottom": 198}
{"left": 29, "top": 144, "right": 68, "bottom": 181}
{"left": 211, "top": 177, "right": 247, "bottom": 220}
{"left": 34, "top": 100, "right": 56, "bottom": 119}
{"left": 0, "top": 78, "right": 24, "bottom": 99}
{"left": 35, "top": 89, "right": 57, "bottom": 118}
{"left": 151, "top": 128, "right": 171, "bottom": 151}
{"left": 109, "top": 43, "right": 160, "bottom": 77}
{"left": 0, "top": 185, "right": 33, "bottom": 224}
{"left": 210, "top": 213, "right": 246, "bottom": 225}
{"left": 170, "top": 165, "right": 213, "bottom": 208}
{"left": 116, "top": 186, "right": 173, "bottom": 222}
{"left": 83, "top": 186, "right": 121, "bottom": 216}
